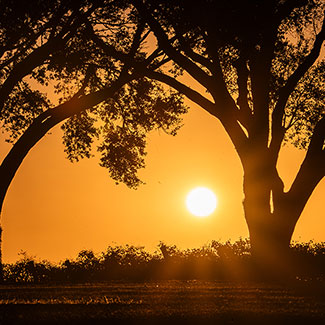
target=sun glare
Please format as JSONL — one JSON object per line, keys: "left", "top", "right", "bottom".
{"left": 186, "top": 187, "right": 217, "bottom": 217}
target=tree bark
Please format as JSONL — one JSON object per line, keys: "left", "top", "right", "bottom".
{"left": 243, "top": 173, "right": 298, "bottom": 280}
{"left": 241, "top": 117, "right": 325, "bottom": 280}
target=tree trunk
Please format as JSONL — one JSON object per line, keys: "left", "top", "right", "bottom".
{"left": 241, "top": 147, "right": 300, "bottom": 280}
{"left": 243, "top": 189, "right": 298, "bottom": 280}
{"left": 242, "top": 147, "right": 324, "bottom": 281}
{"left": 244, "top": 208, "right": 297, "bottom": 280}
{"left": 0, "top": 74, "right": 135, "bottom": 283}
{"left": 0, "top": 109, "right": 61, "bottom": 283}
{"left": 0, "top": 226, "right": 3, "bottom": 282}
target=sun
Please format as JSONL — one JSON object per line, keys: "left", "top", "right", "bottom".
{"left": 186, "top": 187, "right": 218, "bottom": 217}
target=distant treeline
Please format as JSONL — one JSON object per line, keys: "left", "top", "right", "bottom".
{"left": 3, "top": 239, "right": 325, "bottom": 283}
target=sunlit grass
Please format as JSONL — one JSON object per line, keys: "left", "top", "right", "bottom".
{"left": 0, "top": 281, "right": 324, "bottom": 318}
{"left": 0, "top": 295, "right": 143, "bottom": 305}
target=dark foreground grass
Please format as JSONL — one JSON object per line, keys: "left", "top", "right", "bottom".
{"left": 1, "top": 280, "right": 325, "bottom": 325}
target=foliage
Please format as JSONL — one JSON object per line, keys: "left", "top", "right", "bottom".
{"left": 95, "top": 79, "right": 187, "bottom": 187}
{"left": 0, "top": 0, "right": 188, "bottom": 189}
{"left": 142, "top": 0, "right": 325, "bottom": 149}
{"left": 1, "top": 0, "right": 324, "bottom": 280}
{"left": 283, "top": 61, "right": 325, "bottom": 148}
{"left": 123, "top": 0, "right": 325, "bottom": 259}
{"left": 4, "top": 240, "right": 325, "bottom": 283}
{"left": 4, "top": 251, "right": 56, "bottom": 283}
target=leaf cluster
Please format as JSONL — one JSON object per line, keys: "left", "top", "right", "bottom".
{"left": 284, "top": 61, "right": 325, "bottom": 148}
{"left": 0, "top": 0, "right": 188, "bottom": 189}
{"left": 1, "top": 82, "right": 50, "bottom": 142}
{"left": 141, "top": 0, "right": 324, "bottom": 150}
{"left": 62, "top": 78, "right": 187, "bottom": 188}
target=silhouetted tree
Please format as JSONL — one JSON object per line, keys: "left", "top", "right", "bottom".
{"left": 0, "top": 0, "right": 187, "bottom": 281}
{"left": 1, "top": 0, "right": 324, "bottom": 281}
{"left": 115, "top": 0, "right": 324, "bottom": 274}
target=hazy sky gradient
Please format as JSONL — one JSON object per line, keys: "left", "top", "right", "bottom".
{"left": 1, "top": 100, "right": 325, "bottom": 263}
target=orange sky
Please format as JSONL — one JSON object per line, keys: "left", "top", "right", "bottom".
{"left": 1, "top": 99, "right": 325, "bottom": 263}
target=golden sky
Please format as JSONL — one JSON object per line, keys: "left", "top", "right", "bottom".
{"left": 1, "top": 99, "right": 325, "bottom": 263}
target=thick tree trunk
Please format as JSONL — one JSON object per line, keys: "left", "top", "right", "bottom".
{"left": 244, "top": 208, "right": 299, "bottom": 281}
{"left": 243, "top": 181, "right": 296, "bottom": 280}
{"left": 242, "top": 134, "right": 324, "bottom": 281}
{"left": 0, "top": 120, "right": 50, "bottom": 283}
{"left": 240, "top": 144, "right": 300, "bottom": 280}
{"left": 244, "top": 204, "right": 297, "bottom": 280}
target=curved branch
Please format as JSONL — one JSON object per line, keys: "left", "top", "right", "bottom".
{"left": 0, "top": 72, "right": 136, "bottom": 215}
{"left": 145, "top": 69, "right": 248, "bottom": 157}
{"left": 270, "top": 14, "right": 325, "bottom": 156}
{"left": 86, "top": 9, "right": 248, "bottom": 157}
{"left": 284, "top": 115, "right": 325, "bottom": 222}
{"left": 144, "top": 70, "right": 217, "bottom": 116}
{"left": 172, "top": 26, "right": 215, "bottom": 74}
{"left": 132, "top": 0, "right": 214, "bottom": 92}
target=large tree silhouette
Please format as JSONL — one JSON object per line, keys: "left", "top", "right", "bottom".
{"left": 1, "top": 0, "right": 324, "bottom": 280}
{"left": 110, "top": 0, "right": 324, "bottom": 272}
{"left": 0, "top": 0, "right": 186, "bottom": 281}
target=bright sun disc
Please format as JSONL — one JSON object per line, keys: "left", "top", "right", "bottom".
{"left": 186, "top": 187, "right": 217, "bottom": 217}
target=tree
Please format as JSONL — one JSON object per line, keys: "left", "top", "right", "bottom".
{"left": 0, "top": 0, "right": 186, "bottom": 281}
{"left": 106, "top": 0, "right": 324, "bottom": 275}
{"left": 1, "top": 0, "right": 324, "bottom": 281}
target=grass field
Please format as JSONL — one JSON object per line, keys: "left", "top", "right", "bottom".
{"left": 1, "top": 280, "right": 325, "bottom": 324}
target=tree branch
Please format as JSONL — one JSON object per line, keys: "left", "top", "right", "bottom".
{"left": 249, "top": 30, "right": 278, "bottom": 145}
{"left": 86, "top": 24, "right": 171, "bottom": 77}
{"left": 132, "top": 0, "right": 214, "bottom": 93}
{"left": 233, "top": 57, "right": 253, "bottom": 130}
{"left": 87, "top": 7, "right": 248, "bottom": 157}
{"left": 144, "top": 70, "right": 217, "bottom": 116}
{"left": 270, "top": 14, "right": 325, "bottom": 156}
{"left": 306, "top": 115, "right": 325, "bottom": 160}
{"left": 0, "top": 4, "right": 99, "bottom": 115}
{"left": 0, "top": 37, "right": 65, "bottom": 113}
{"left": 0, "top": 69, "right": 137, "bottom": 216}
{"left": 172, "top": 26, "right": 215, "bottom": 74}
{"left": 201, "top": 32, "right": 246, "bottom": 127}
{"left": 285, "top": 115, "right": 325, "bottom": 220}
{"left": 122, "top": 22, "right": 146, "bottom": 72}
{"left": 144, "top": 69, "right": 248, "bottom": 157}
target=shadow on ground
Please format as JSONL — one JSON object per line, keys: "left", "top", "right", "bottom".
{"left": 1, "top": 281, "right": 325, "bottom": 324}
{"left": 1, "top": 305, "right": 325, "bottom": 325}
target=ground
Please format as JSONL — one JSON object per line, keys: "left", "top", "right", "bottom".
{"left": 0, "top": 280, "right": 325, "bottom": 324}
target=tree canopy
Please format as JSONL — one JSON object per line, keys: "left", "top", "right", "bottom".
{"left": 132, "top": 0, "right": 324, "bottom": 152}
{"left": 0, "top": 0, "right": 187, "bottom": 189}
{"left": 0, "top": 0, "right": 188, "bottom": 281}
{"left": 117, "top": 0, "right": 325, "bottom": 270}
{"left": 0, "top": 0, "right": 324, "bottom": 278}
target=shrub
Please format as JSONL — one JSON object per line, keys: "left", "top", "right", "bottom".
{"left": 4, "top": 240, "right": 325, "bottom": 283}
